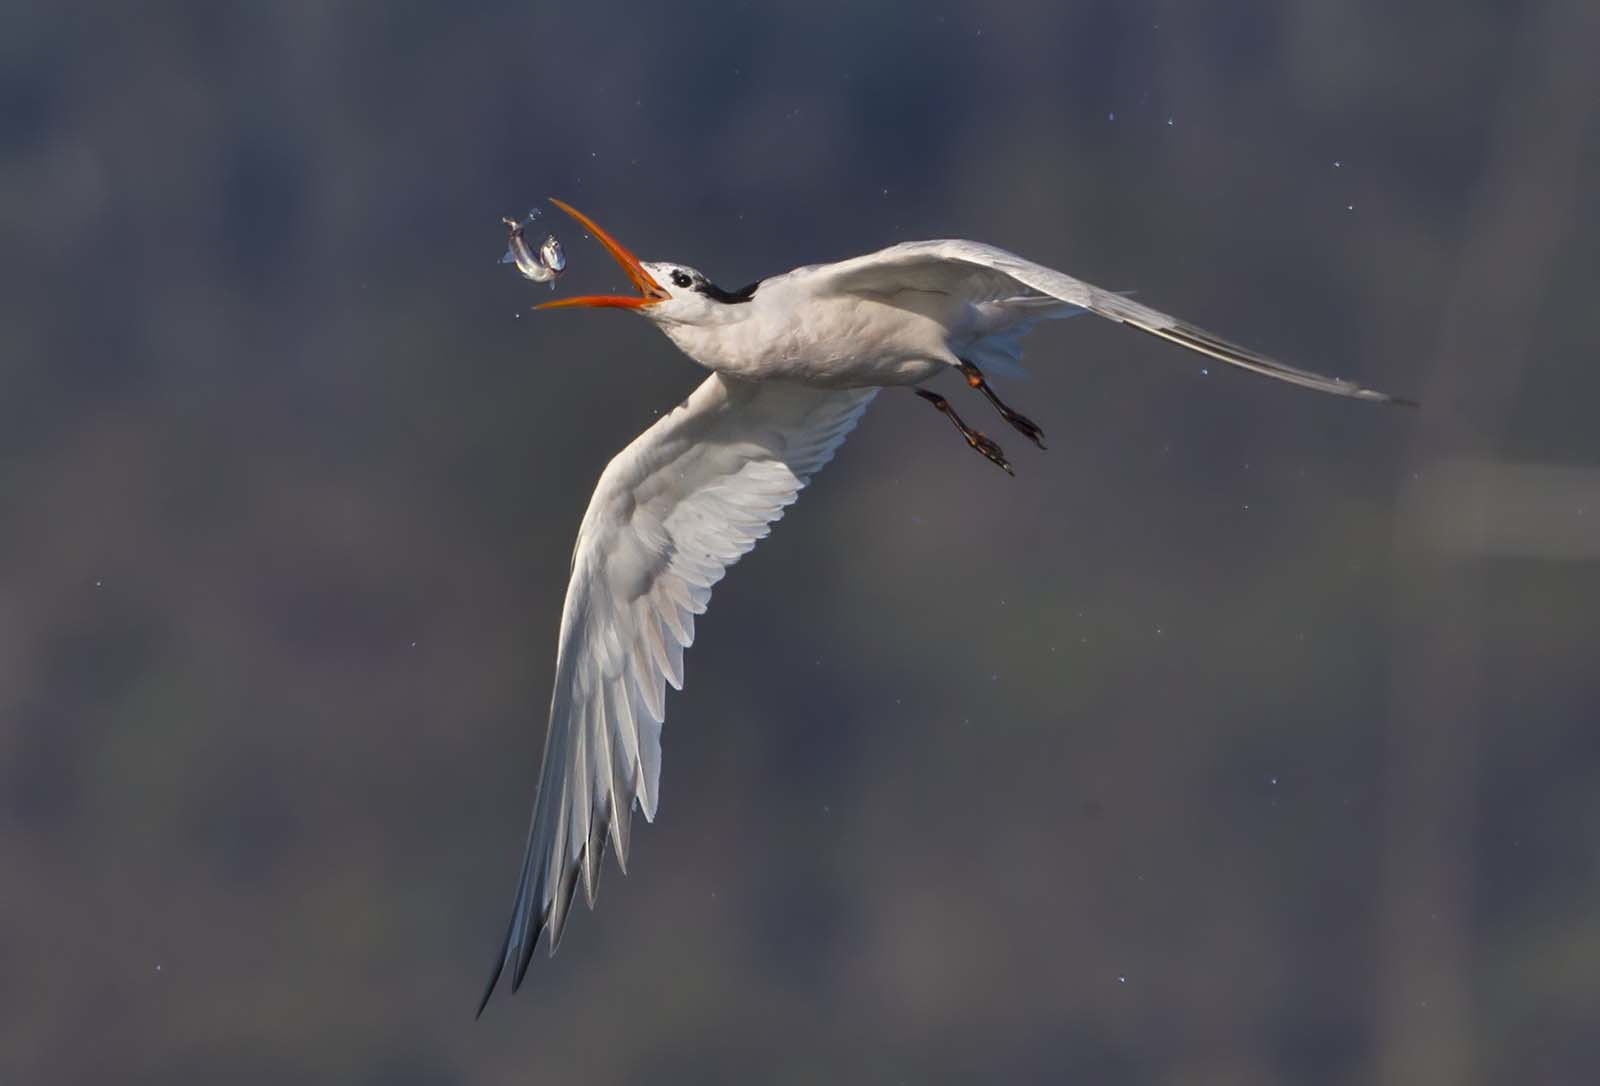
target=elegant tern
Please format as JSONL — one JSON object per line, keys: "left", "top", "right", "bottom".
{"left": 476, "top": 198, "right": 1411, "bottom": 1014}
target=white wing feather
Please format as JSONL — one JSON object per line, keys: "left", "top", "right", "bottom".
{"left": 479, "top": 374, "right": 875, "bottom": 1011}
{"left": 809, "top": 239, "right": 1413, "bottom": 403}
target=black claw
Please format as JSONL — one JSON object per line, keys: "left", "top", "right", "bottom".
{"left": 1002, "top": 409, "right": 1047, "bottom": 450}
{"left": 967, "top": 432, "right": 1013, "bottom": 475}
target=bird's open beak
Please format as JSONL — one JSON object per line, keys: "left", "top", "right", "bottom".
{"left": 536, "top": 199, "right": 669, "bottom": 310}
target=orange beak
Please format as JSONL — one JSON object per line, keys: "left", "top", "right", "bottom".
{"left": 536, "top": 198, "right": 669, "bottom": 310}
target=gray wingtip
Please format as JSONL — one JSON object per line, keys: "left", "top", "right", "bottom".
{"left": 476, "top": 906, "right": 529, "bottom": 1018}
{"left": 475, "top": 955, "right": 504, "bottom": 1020}
{"left": 510, "top": 912, "right": 544, "bottom": 991}
{"left": 1354, "top": 387, "right": 1420, "bottom": 408}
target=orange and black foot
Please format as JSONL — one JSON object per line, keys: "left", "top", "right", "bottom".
{"left": 915, "top": 388, "right": 1013, "bottom": 475}
{"left": 958, "top": 361, "right": 1046, "bottom": 450}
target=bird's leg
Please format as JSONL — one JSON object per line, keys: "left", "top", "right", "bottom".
{"left": 957, "top": 361, "right": 1046, "bottom": 450}
{"left": 914, "top": 388, "right": 1013, "bottom": 475}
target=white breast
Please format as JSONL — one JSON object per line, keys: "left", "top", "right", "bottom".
{"left": 662, "top": 283, "right": 961, "bottom": 389}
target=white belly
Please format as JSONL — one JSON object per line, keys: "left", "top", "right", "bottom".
{"left": 662, "top": 290, "right": 962, "bottom": 389}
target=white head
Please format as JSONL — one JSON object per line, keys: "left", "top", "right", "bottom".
{"left": 536, "top": 199, "right": 756, "bottom": 327}
{"left": 637, "top": 261, "right": 754, "bottom": 325}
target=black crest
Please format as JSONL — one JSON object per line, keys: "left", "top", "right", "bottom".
{"left": 694, "top": 279, "right": 760, "bottom": 305}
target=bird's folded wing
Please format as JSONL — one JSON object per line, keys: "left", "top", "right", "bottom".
{"left": 479, "top": 374, "right": 876, "bottom": 1012}
{"left": 812, "top": 239, "right": 1411, "bottom": 404}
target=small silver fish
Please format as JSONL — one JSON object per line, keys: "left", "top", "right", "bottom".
{"left": 501, "top": 213, "right": 565, "bottom": 287}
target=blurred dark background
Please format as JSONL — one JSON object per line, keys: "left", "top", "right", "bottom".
{"left": 4, "top": 2, "right": 1598, "bottom": 1082}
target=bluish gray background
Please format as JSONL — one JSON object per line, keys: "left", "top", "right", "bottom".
{"left": 4, "top": 2, "right": 1598, "bottom": 1083}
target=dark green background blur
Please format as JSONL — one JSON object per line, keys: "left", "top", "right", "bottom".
{"left": 4, "top": 2, "right": 1598, "bottom": 1083}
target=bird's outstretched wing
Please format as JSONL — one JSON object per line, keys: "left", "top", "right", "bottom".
{"left": 478, "top": 374, "right": 876, "bottom": 1014}
{"left": 809, "top": 239, "right": 1413, "bottom": 404}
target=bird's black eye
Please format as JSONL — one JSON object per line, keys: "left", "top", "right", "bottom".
{"left": 670, "top": 270, "right": 693, "bottom": 289}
